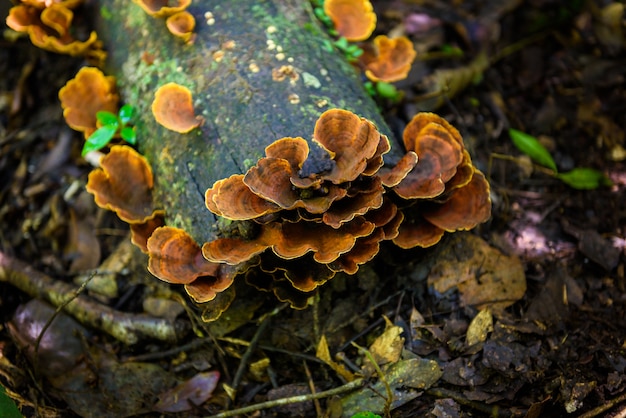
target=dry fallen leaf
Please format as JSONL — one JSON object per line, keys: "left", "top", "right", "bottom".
{"left": 428, "top": 233, "right": 526, "bottom": 314}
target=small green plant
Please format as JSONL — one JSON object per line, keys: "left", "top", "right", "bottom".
{"left": 82, "top": 104, "right": 137, "bottom": 156}
{"left": 509, "top": 128, "right": 612, "bottom": 190}
{"left": 351, "top": 413, "right": 382, "bottom": 418}
{"left": 0, "top": 385, "right": 23, "bottom": 418}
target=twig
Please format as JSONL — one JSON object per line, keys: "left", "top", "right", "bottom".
{"left": 578, "top": 390, "right": 626, "bottom": 418}
{"left": 229, "top": 315, "right": 271, "bottom": 402}
{"left": 0, "top": 251, "right": 185, "bottom": 345}
{"left": 205, "top": 378, "right": 364, "bottom": 418}
{"left": 302, "top": 360, "right": 322, "bottom": 417}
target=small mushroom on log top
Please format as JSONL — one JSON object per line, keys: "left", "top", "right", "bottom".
{"left": 324, "top": 0, "right": 377, "bottom": 42}
{"left": 151, "top": 83, "right": 203, "bottom": 133}
{"left": 360, "top": 35, "right": 417, "bottom": 83}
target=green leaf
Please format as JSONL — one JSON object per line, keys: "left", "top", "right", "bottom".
{"left": 120, "top": 126, "right": 136, "bottom": 144}
{"left": 82, "top": 124, "right": 118, "bottom": 156}
{"left": 376, "top": 82, "right": 401, "bottom": 100}
{"left": 509, "top": 129, "right": 558, "bottom": 172}
{"left": 96, "top": 110, "right": 119, "bottom": 126}
{"left": 351, "top": 413, "right": 381, "bottom": 418}
{"left": 118, "top": 104, "right": 136, "bottom": 125}
{"left": 0, "top": 385, "right": 23, "bottom": 418}
{"left": 556, "top": 168, "right": 612, "bottom": 190}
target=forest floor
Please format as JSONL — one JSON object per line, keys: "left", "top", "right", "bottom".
{"left": 1, "top": 1, "right": 625, "bottom": 417}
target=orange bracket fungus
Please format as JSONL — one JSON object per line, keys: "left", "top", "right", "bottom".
{"left": 147, "top": 227, "right": 236, "bottom": 303}
{"left": 151, "top": 83, "right": 203, "bottom": 133}
{"left": 132, "top": 0, "right": 192, "bottom": 18}
{"left": 59, "top": 67, "right": 119, "bottom": 138}
{"left": 360, "top": 35, "right": 417, "bottom": 83}
{"left": 165, "top": 11, "right": 196, "bottom": 43}
{"left": 132, "top": 108, "right": 488, "bottom": 314}
{"left": 324, "top": 0, "right": 377, "bottom": 42}
{"left": 86, "top": 145, "right": 165, "bottom": 253}
{"left": 6, "top": 1, "right": 101, "bottom": 59}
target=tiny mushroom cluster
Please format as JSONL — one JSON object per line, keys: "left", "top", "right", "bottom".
{"left": 132, "top": 0, "right": 196, "bottom": 43}
{"left": 6, "top": 0, "right": 104, "bottom": 62}
{"left": 144, "top": 109, "right": 491, "bottom": 310}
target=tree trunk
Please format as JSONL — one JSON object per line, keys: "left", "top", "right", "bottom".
{"left": 94, "top": 0, "right": 400, "bottom": 244}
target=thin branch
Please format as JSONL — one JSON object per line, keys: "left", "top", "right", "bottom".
{"left": 205, "top": 379, "right": 364, "bottom": 418}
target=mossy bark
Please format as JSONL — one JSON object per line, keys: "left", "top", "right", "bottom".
{"left": 94, "top": 0, "right": 401, "bottom": 244}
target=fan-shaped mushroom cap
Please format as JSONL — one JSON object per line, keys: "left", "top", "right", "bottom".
{"left": 393, "top": 214, "right": 445, "bottom": 249}
{"left": 403, "top": 112, "right": 464, "bottom": 150}
{"left": 363, "top": 134, "right": 391, "bottom": 176}
{"left": 312, "top": 109, "right": 382, "bottom": 184}
{"left": 394, "top": 122, "right": 464, "bottom": 199}
{"left": 203, "top": 217, "right": 376, "bottom": 266}
{"left": 147, "top": 227, "right": 219, "bottom": 285}
{"left": 151, "top": 82, "right": 202, "bottom": 133}
{"left": 378, "top": 151, "right": 418, "bottom": 187}
{"left": 132, "top": 0, "right": 191, "bottom": 17}
{"left": 361, "top": 35, "right": 417, "bottom": 83}
{"left": 147, "top": 227, "right": 235, "bottom": 303}
{"left": 244, "top": 157, "right": 347, "bottom": 214}
{"left": 165, "top": 11, "right": 195, "bottom": 43}
{"left": 58, "top": 67, "right": 118, "bottom": 138}
{"left": 130, "top": 210, "right": 165, "bottom": 253}
{"left": 322, "top": 177, "right": 384, "bottom": 228}
{"left": 423, "top": 170, "right": 491, "bottom": 231}
{"left": 7, "top": 4, "right": 99, "bottom": 57}
{"left": 333, "top": 228, "right": 385, "bottom": 274}
{"left": 205, "top": 174, "right": 281, "bottom": 220}
{"left": 324, "top": 0, "right": 376, "bottom": 42}
{"left": 86, "top": 146, "right": 155, "bottom": 224}
{"left": 20, "top": 0, "right": 83, "bottom": 9}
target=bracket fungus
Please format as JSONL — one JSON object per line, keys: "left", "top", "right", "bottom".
{"left": 165, "top": 11, "right": 196, "bottom": 43}
{"left": 324, "top": 0, "right": 376, "bottom": 42}
{"left": 360, "top": 35, "right": 417, "bottom": 83}
{"left": 138, "top": 109, "right": 489, "bottom": 315}
{"left": 147, "top": 227, "right": 236, "bottom": 303}
{"left": 86, "top": 145, "right": 165, "bottom": 252}
{"left": 132, "top": 0, "right": 191, "bottom": 18}
{"left": 59, "top": 67, "right": 119, "bottom": 138}
{"left": 6, "top": 1, "right": 101, "bottom": 59}
{"left": 151, "top": 83, "right": 203, "bottom": 133}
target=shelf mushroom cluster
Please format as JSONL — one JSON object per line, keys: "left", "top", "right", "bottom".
{"left": 144, "top": 109, "right": 491, "bottom": 309}
{"left": 6, "top": 0, "right": 104, "bottom": 62}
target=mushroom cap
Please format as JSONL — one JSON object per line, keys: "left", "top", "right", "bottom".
{"left": 393, "top": 214, "right": 445, "bottom": 249}
{"left": 394, "top": 120, "right": 464, "bottom": 199}
{"left": 312, "top": 108, "right": 382, "bottom": 184}
{"left": 378, "top": 151, "right": 418, "bottom": 187}
{"left": 147, "top": 226, "right": 219, "bottom": 285}
{"left": 244, "top": 157, "right": 347, "bottom": 214}
{"left": 86, "top": 145, "right": 155, "bottom": 224}
{"left": 151, "top": 82, "right": 202, "bottom": 133}
{"left": 20, "top": 0, "right": 84, "bottom": 9}
{"left": 8, "top": 4, "right": 99, "bottom": 57}
{"left": 165, "top": 11, "right": 195, "bottom": 43}
{"left": 130, "top": 210, "right": 165, "bottom": 253}
{"left": 361, "top": 35, "right": 417, "bottom": 83}
{"left": 58, "top": 67, "right": 119, "bottom": 138}
{"left": 324, "top": 0, "right": 376, "bottom": 42}
{"left": 422, "top": 170, "right": 491, "bottom": 231}
{"left": 147, "top": 227, "right": 235, "bottom": 303}
{"left": 322, "top": 177, "right": 384, "bottom": 228}
{"left": 132, "top": 0, "right": 191, "bottom": 17}
{"left": 205, "top": 174, "right": 281, "bottom": 220}
{"left": 203, "top": 217, "right": 376, "bottom": 266}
